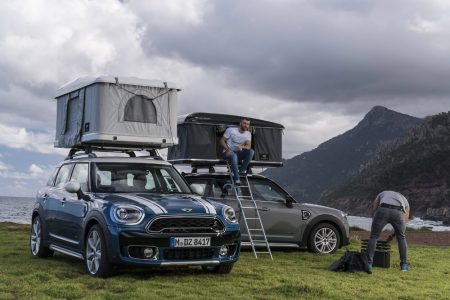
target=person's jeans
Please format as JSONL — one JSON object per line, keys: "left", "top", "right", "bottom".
{"left": 366, "top": 207, "right": 408, "bottom": 264}
{"left": 223, "top": 149, "right": 254, "bottom": 182}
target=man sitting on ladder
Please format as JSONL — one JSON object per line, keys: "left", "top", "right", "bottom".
{"left": 220, "top": 117, "right": 254, "bottom": 185}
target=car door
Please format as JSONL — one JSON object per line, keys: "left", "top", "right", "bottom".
{"left": 46, "top": 163, "right": 73, "bottom": 240}
{"left": 209, "top": 177, "right": 255, "bottom": 241}
{"left": 248, "top": 178, "right": 302, "bottom": 243}
{"left": 38, "top": 167, "right": 59, "bottom": 236}
{"left": 57, "top": 163, "right": 90, "bottom": 249}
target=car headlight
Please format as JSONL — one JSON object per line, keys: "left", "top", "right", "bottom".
{"left": 222, "top": 206, "right": 237, "bottom": 224}
{"left": 111, "top": 205, "right": 145, "bottom": 225}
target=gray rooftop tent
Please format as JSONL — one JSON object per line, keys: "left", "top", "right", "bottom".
{"left": 167, "top": 113, "right": 284, "bottom": 165}
{"left": 54, "top": 76, "right": 179, "bottom": 149}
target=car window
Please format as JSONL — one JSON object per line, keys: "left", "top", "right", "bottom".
{"left": 54, "top": 164, "right": 73, "bottom": 189}
{"left": 184, "top": 178, "right": 209, "bottom": 196}
{"left": 46, "top": 167, "right": 59, "bottom": 187}
{"left": 70, "top": 163, "right": 89, "bottom": 191}
{"left": 93, "top": 163, "right": 191, "bottom": 194}
{"left": 249, "top": 179, "right": 286, "bottom": 203}
{"left": 212, "top": 178, "right": 238, "bottom": 200}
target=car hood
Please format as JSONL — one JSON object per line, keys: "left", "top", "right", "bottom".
{"left": 300, "top": 202, "right": 346, "bottom": 217}
{"left": 100, "top": 193, "right": 218, "bottom": 215}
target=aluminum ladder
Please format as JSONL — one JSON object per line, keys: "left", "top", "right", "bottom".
{"left": 226, "top": 162, "right": 273, "bottom": 260}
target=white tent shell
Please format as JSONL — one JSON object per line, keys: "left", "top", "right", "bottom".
{"left": 54, "top": 76, "right": 180, "bottom": 149}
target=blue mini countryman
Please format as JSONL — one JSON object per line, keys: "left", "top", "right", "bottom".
{"left": 30, "top": 153, "right": 241, "bottom": 277}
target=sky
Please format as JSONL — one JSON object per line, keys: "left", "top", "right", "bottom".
{"left": 1, "top": 0, "right": 450, "bottom": 196}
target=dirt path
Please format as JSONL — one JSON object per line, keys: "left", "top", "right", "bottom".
{"left": 351, "top": 230, "right": 450, "bottom": 246}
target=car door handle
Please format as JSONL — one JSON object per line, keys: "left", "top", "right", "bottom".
{"left": 60, "top": 198, "right": 66, "bottom": 205}
{"left": 258, "top": 207, "right": 270, "bottom": 212}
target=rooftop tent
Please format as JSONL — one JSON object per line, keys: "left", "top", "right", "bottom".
{"left": 167, "top": 112, "right": 284, "bottom": 163}
{"left": 54, "top": 76, "right": 179, "bottom": 149}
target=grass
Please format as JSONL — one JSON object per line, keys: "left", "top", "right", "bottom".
{"left": 1, "top": 225, "right": 450, "bottom": 300}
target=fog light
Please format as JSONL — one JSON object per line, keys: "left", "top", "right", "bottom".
{"left": 143, "top": 247, "right": 154, "bottom": 258}
{"left": 219, "top": 245, "right": 228, "bottom": 257}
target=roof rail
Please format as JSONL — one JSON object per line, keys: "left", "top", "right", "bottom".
{"left": 168, "top": 158, "right": 283, "bottom": 168}
{"left": 65, "top": 146, "right": 164, "bottom": 161}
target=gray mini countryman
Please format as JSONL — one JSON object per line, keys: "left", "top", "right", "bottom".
{"left": 183, "top": 172, "right": 350, "bottom": 254}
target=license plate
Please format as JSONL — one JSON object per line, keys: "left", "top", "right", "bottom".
{"left": 170, "top": 237, "right": 211, "bottom": 248}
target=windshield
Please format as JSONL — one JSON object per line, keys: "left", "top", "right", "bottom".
{"left": 93, "top": 163, "right": 191, "bottom": 194}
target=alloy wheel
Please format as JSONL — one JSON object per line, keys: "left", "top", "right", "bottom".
{"left": 86, "top": 229, "right": 102, "bottom": 274}
{"left": 30, "top": 218, "right": 41, "bottom": 256}
{"left": 314, "top": 227, "right": 337, "bottom": 253}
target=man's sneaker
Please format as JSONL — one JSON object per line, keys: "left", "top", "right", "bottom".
{"left": 400, "top": 263, "right": 409, "bottom": 272}
{"left": 234, "top": 180, "right": 242, "bottom": 186}
{"left": 367, "top": 263, "right": 373, "bottom": 271}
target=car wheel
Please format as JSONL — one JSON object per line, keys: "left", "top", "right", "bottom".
{"left": 85, "top": 225, "right": 113, "bottom": 278}
{"left": 202, "top": 263, "right": 234, "bottom": 274}
{"left": 30, "top": 215, "right": 54, "bottom": 258}
{"left": 308, "top": 223, "right": 340, "bottom": 254}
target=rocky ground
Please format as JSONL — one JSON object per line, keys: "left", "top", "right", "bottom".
{"left": 351, "top": 230, "right": 450, "bottom": 246}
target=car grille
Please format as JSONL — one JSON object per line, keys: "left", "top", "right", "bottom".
{"left": 147, "top": 217, "right": 224, "bottom": 234}
{"left": 163, "top": 248, "right": 214, "bottom": 260}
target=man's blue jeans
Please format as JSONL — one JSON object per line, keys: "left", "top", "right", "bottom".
{"left": 366, "top": 207, "right": 408, "bottom": 264}
{"left": 223, "top": 149, "right": 254, "bottom": 182}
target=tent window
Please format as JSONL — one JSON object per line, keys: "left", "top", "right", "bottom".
{"left": 124, "top": 95, "right": 157, "bottom": 123}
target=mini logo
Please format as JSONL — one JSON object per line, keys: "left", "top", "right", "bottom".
{"left": 181, "top": 208, "right": 192, "bottom": 212}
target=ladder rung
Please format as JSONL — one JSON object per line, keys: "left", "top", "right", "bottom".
{"left": 245, "top": 217, "right": 260, "bottom": 220}
{"left": 248, "top": 229, "right": 264, "bottom": 231}
{"left": 234, "top": 185, "right": 250, "bottom": 189}
{"left": 237, "top": 196, "right": 253, "bottom": 198}
{"left": 251, "top": 240, "right": 268, "bottom": 243}
{"left": 241, "top": 206, "right": 256, "bottom": 209}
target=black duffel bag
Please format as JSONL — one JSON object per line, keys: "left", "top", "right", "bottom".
{"left": 329, "top": 251, "right": 372, "bottom": 274}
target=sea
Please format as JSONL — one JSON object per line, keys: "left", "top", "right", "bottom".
{"left": 1, "top": 196, "right": 450, "bottom": 231}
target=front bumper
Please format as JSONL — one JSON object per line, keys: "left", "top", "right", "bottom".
{"left": 106, "top": 225, "right": 241, "bottom": 266}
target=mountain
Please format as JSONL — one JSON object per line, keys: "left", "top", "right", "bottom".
{"left": 263, "top": 106, "right": 423, "bottom": 203}
{"left": 320, "top": 111, "right": 450, "bottom": 224}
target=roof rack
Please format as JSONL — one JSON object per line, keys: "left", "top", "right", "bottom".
{"left": 168, "top": 158, "right": 282, "bottom": 173}
{"left": 65, "top": 145, "right": 164, "bottom": 161}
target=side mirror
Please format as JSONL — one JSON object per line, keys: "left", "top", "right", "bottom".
{"left": 190, "top": 184, "right": 205, "bottom": 196}
{"left": 286, "top": 195, "right": 294, "bottom": 208}
{"left": 65, "top": 181, "right": 81, "bottom": 194}
{"left": 65, "top": 181, "right": 90, "bottom": 201}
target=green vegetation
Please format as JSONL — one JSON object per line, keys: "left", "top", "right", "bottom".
{"left": 1, "top": 224, "right": 450, "bottom": 300}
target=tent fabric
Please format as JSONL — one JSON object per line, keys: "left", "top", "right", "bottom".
{"left": 124, "top": 95, "right": 157, "bottom": 123}
{"left": 54, "top": 76, "right": 179, "bottom": 149}
{"left": 168, "top": 113, "right": 283, "bottom": 163}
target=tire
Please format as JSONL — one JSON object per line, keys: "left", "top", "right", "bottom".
{"left": 30, "top": 215, "right": 54, "bottom": 258}
{"left": 307, "top": 223, "right": 341, "bottom": 254}
{"left": 84, "top": 225, "right": 113, "bottom": 278}
{"left": 202, "top": 263, "right": 234, "bottom": 274}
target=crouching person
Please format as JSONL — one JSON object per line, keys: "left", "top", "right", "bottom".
{"left": 366, "top": 191, "right": 410, "bottom": 271}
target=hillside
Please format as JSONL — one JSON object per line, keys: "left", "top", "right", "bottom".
{"left": 263, "top": 106, "right": 422, "bottom": 203}
{"left": 321, "top": 111, "right": 450, "bottom": 224}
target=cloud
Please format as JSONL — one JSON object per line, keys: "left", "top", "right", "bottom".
{"left": 0, "top": 0, "right": 449, "bottom": 164}
{"left": 0, "top": 123, "right": 66, "bottom": 155}
{"left": 132, "top": 0, "right": 450, "bottom": 105}
{"left": 0, "top": 163, "right": 54, "bottom": 181}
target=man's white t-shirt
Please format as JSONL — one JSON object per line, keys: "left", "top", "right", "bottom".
{"left": 377, "top": 191, "right": 409, "bottom": 212}
{"left": 223, "top": 127, "right": 251, "bottom": 151}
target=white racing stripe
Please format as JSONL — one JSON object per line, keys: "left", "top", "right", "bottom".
{"left": 197, "top": 198, "right": 217, "bottom": 215}
{"left": 135, "top": 195, "right": 168, "bottom": 213}
{"left": 120, "top": 194, "right": 167, "bottom": 214}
